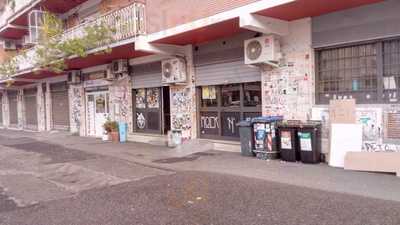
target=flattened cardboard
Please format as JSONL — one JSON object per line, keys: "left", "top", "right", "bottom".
{"left": 329, "top": 99, "right": 356, "bottom": 124}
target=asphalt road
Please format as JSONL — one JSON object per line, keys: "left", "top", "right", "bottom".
{"left": 1, "top": 171, "right": 399, "bottom": 225}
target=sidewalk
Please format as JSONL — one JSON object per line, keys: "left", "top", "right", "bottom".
{"left": 1, "top": 129, "right": 400, "bottom": 202}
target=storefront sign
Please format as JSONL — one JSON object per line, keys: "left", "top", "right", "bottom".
{"left": 84, "top": 79, "right": 111, "bottom": 88}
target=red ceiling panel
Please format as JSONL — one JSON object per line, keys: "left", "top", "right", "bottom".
{"left": 0, "top": 27, "right": 28, "bottom": 39}
{"left": 154, "top": 0, "right": 385, "bottom": 46}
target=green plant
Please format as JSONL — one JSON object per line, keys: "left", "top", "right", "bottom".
{"left": 0, "top": 11, "right": 116, "bottom": 78}
{"left": 103, "top": 120, "right": 118, "bottom": 133}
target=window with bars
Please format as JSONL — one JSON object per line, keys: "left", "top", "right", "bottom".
{"left": 317, "top": 43, "right": 378, "bottom": 104}
{"left": 383, "top": 40, "right": 400, "bottom": 103}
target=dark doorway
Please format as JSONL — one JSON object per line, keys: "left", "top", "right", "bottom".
{"left": 163, "top": 86, "right": 171, "bottom": 134}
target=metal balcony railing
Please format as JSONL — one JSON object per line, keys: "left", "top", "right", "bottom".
{"left": 1, "top": 2, "right": 146, "bottom": 78}
{"left": 0, "top": 0, "right": 35, "bottom": 28}
{"left": 62, "top": 2, "right": 146, "bottom": 49}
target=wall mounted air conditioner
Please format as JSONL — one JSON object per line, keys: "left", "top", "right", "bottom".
{"left": 244, "top": 35, "right": 281, "bottom": 67}
{"left": 3, "top": 40, "right": 16, "bottom": 50}
{"left": 22, "top": 35, "right": 34, "bottom": 47}
{"left": 111, "top": 59, "right": 128, "bottom": 74}
{"left": 67, "top": 70, "right": 82, "bottom": 85}
{"left": 162, "top": 58, "right": 187, "bottom": 84}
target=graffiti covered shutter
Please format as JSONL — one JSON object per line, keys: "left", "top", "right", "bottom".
{"left": 24, "top": 88, "right": 38, "bottom": 130}
{"left": 8, "top": 91, "right": 18, "bottom": 126}
{"left": 51, "top": 82, "right": 70, "bottom": 130}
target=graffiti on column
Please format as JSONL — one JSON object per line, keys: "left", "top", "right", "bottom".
{"left": 172, "top": 113, "right": 191, "bottom": 131}
{"left": 170, "top": 87, "right": 193, "bottom": 138}
{"left": 227, "top": 116, "right": 236, "bottom": 134}
{"left": 71, "top": 87, "right": 82, "bottom": 129}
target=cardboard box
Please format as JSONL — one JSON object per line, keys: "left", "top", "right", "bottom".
{"left": 329, "top": 99, "right": 356, "bottom": 124}
{"left": 344, "top": 152, "right": 400, "bottom": 177}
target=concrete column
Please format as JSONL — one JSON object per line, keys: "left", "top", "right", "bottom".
{"left": 109, "top": 75, "right": 133, "bottom": 132}
{"left": 2, "top": 91, "right": 9, "bottom": 128}
{"left": 17, "top": 89, "right": 24, "bottom": 130}
{"left": 169, "top": 44, "right": 197, "bottom": 140}
{"left": 45, "top": 82, "right": 52, "bottom": 131}
{"left": 36, "top": 83, "right": 46, "bottom": 131}
{"left": 69, "top": 84, "right": 85, "bottom": 136}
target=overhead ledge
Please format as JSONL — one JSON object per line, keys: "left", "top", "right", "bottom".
{"left": 135, "top": 38, "right": 187, "bottom": 57}
{"left": 240, "top": 13, "right": 289, "bottom": 36}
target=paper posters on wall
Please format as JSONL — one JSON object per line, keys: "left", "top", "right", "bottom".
{"left": 298, "top": 132, "right": 312, "bottom": 151}
{"left": 280, "top": 131, "right": 292, "bottom": 149}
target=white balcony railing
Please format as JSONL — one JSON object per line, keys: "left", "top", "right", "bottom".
{"left": 2, "top": 2, "right": 146, "bottom": 78}
{"left": 0, "top": 0, "right": 35, "bottom": 28}
{"left": 62, "top": 2, "right": 146, "bottom": 49}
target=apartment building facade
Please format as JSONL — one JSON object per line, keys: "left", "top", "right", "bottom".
{"left": 0, "top": 0, "right": 397, "bottom": 157}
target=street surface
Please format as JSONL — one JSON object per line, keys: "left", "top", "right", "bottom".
{"left": 0, "top": 131, "right": 399, "bottom": 225}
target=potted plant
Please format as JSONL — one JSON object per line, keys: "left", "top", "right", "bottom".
{"left": 103, "top": 120, "right": 119, "bottom": 142}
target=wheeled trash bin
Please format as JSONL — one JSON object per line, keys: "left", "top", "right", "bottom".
{"left": 237, "top": 120, "right": 255, "bottom": 157}
{"left": 277, "top": 121, "right": 301, "bottom": 162}
{"left": 297, "top": 121, "right": 322, "bottom": 164}
{"left": 252, "top": 116, "right": 283, "bottom": 160}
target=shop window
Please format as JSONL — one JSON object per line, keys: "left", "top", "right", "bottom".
{"left": 244, "top": 82, "right": 261, "bottom": 107}
{"left": 133, "top": 88, "right": 162, "bottom": 133}
{"left": 198, "top": 82, "right": 261, "bottom": 140}
{"left": 316, "top": 44, "right": 378, "bottom": 104}
{"left": 383, "top": 40, "right": 400, "bottom": 103}
{"left": 222, "top": 84, "right": 240, "bottom": 107}
{"left": 201, "top": 86, "right": 218, "bottom": 107}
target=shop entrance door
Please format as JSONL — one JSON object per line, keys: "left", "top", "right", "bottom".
{"left": 86, "top": 92, "right": 109, "bottom": 137}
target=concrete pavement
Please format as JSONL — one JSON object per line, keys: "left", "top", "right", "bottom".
{"left": 4, "top": 129, "right": 398, "bottom": 202}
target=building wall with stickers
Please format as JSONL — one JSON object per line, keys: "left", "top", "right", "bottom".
{"left": 69, "top": 85, "right": 85, "bottom": 135}
{"left": 109, "top": 77, "right": 133, "bottom": 132}
{"left": 169, "top": 45, "right": 197, "bottom": 140}
{"left": 262, "top": 18, "right": 314, "bottom": 121}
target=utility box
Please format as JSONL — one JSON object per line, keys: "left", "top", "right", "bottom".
{"left": 252, "top": 116, "right": 283, "bottom": 160}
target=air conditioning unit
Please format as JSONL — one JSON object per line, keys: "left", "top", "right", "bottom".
{"left": 3, "top": 40, "right": 16, "bottom": 50}
{"left": 111, "top": 59, "right": 128, "bottom": 74}
{"left": 162, "top": 58, "right": 187, "bottom": 84}
{"left": 22, "top": 35, "right": 34, "bottom": 47}
{"left": 244, "top": 35, "right": 281, "bottom": 67}
{"left": 67, "top": 70, "right": 82, "bottom": 84}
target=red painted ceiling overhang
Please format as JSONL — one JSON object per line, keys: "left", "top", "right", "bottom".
{"left": 9, "top": 43, "right": 148, "bottom": 82}
{"left": 154, "top": 0, "right": 385, "bottom": 45}
{"left": 13, "top": 0, "right": 89, "bottom": 27}
{"left": 0, "top": 26, "right": 28, "bottom": 39}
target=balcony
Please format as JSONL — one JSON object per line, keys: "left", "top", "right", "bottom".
{"left": 1, "top": 2, "right": 146, "bottom": 78}
{"left": 0, "top": 0, "right": 35, "bottom": 28}
{"left": 62, "top": 3, "right": 146, "bottom": 49}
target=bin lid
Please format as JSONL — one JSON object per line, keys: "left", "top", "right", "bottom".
{"left": 252, "top": 116, "right": 283, "bottom": 123}
{"left": 237, "top": 120, "right": 252, "bottom": 127}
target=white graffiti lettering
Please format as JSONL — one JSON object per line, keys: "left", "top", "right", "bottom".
{"left": 201, "top": 116, "right": 219, "bottom": 129}
{"left": 227, "top": 117, "right": 236, "bottom": 134}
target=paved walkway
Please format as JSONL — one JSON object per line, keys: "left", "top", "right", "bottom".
{"left": 1, "top": 129, "right": 400, "bottom": 202}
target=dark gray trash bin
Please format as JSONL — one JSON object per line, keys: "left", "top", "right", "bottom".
{"left": 237, "top": 120, "right": 254, "bottom": 157}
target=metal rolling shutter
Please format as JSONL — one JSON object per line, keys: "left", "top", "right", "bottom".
{"left": 51, "top": 82, "right": 70, "bottom": 130}
{"left": 194, "top": 46, "right": 261, "bottom": 86}
{"left": 132, "top": 62, "right": 162, "bottom": 88}
{"left": 8, "top": 91, "right": 18, "bottom": 126}
{"left": 24, "top": 88, "right": 38, "bottom": 130}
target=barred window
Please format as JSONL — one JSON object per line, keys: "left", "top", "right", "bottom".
{"left": 383, "top": 40, "right": 400, "bottom": 103}
{"left": 316, "top": 43, "right": 378, "bottom": 104}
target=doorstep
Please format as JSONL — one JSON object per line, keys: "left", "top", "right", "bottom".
{"left": 199, "top": 139, "right": 241, "bottom": 153}
{"left": 127, "top": 132, "right": 167, "bottom": 146}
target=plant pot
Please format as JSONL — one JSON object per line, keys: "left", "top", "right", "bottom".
{"left": 110, "top": 131, "right": 119, "bottom": 142}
